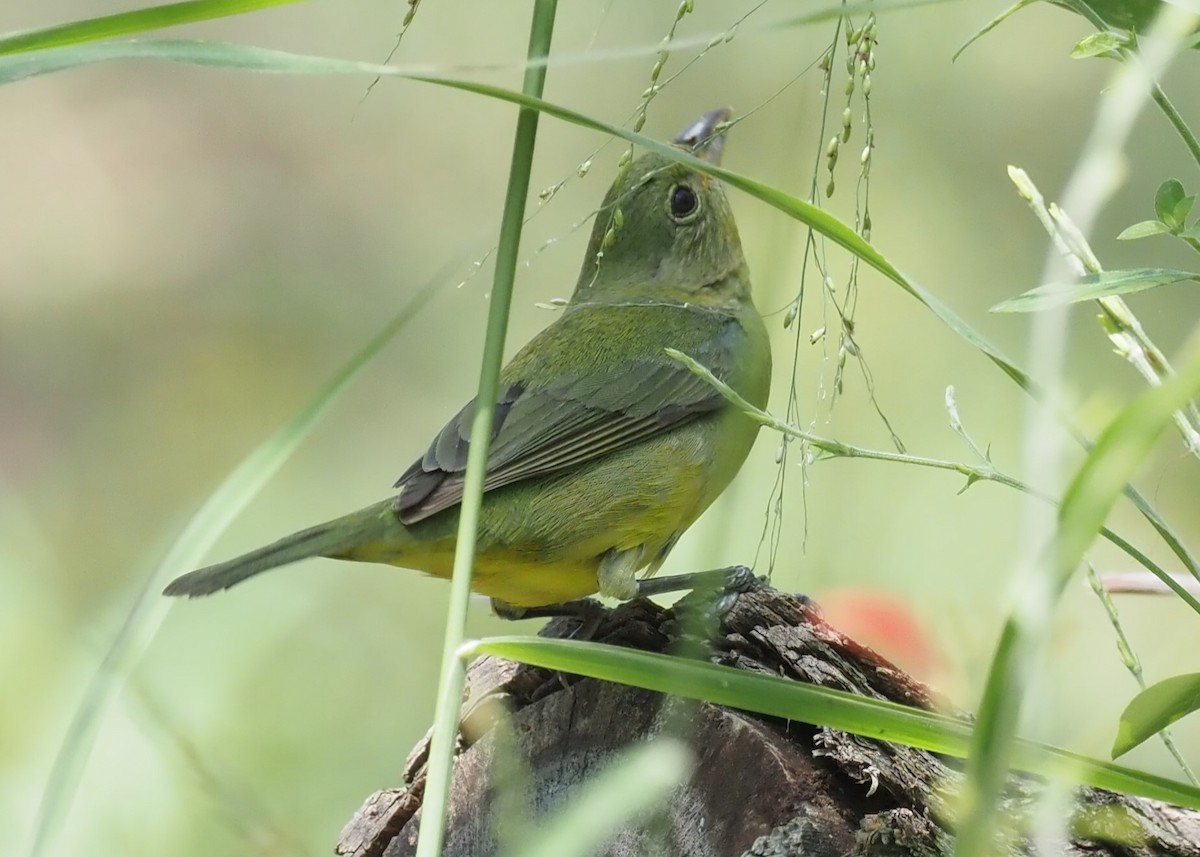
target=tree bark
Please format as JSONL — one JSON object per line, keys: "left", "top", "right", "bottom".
{"left": 336, "top": 588, "right": 1200, "bottom": 857}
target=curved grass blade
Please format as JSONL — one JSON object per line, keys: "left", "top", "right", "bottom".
{"left": 414, "top": 3, "right": 558, "bottom": 855}
{"left": 0, "top": 40, "right": 1033, "bottom": 384}
{"left": 958, "top": 339, "right": 1200, "bottom": 857}
{"left": 0, "top": 0, "right": 308, "bottom": 57}
{"left": 992, "top": 268, "right": 1199, "bottom": 312}
{"left": 469, "top": 636, "right": 1200, "bottom": 811}
{"left": 26, "top": 260, "right": 453, "bottom": 857}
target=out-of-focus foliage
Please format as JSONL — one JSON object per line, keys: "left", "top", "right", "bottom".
{"left": 3, "top": 2, "right": 1200, "bottom": 856}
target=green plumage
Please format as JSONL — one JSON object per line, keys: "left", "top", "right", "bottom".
{"left": 165, "top": 116, "right": 772, "bottom": 609}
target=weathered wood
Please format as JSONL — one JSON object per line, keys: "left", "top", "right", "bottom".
{"left": 336, "top": 588, "right": 1200, "bottom": 857}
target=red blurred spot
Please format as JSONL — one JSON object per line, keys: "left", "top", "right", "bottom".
{"left": 816, "top": 587, "right": 943, "bottom": 684}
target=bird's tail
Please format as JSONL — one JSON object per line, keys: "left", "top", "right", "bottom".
{"left": 162, "top": 500, "right": 398, "bottom": 597}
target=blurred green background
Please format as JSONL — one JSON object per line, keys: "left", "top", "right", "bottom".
{"left": 4, "top": 1, "right": 1200, "bottom": 854}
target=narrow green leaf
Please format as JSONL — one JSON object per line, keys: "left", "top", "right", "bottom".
{"left": 1117, "top": 220, "right": 1171, "bottom": 240}
{"left": 1114, "top": 673, "right": 1200, "bottom": 759}
{"left": 991, "top": 268, "right": 1199, "bottom": 312}
{"left": 514, "top": 739, "right": 691, "bottom": 857}
{"left": 1057, "top": 344, "right": 1200, "bottom": 582}
{"left": 0, "top": 38, "right": 390, "bottom": 83}
{"left": 0, "top": 0, "right": 307, "bottom": 57}
{"left": 957, "top": 341, "right": 1200, "bottom": 857}
{"left": 415, "top": 5, "right": 557, "bottom": 857}
{"left": 468, "top": 637, "right": 1200, "bottom": 810}
{"left": 28, "top": 261, "right": 451, "bottom": 857}
{"left": 1071, "top": 31, "right": 1125, "bottom": 58}
{"left": 1156, "top": 178, "right": 1186, "bottom": 226}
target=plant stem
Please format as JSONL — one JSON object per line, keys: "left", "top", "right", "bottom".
{"left": 666, "top": 349, "right": 1200, "bottom": 618}
{"left": 1085, "top": 565, "right": 1200, "bottom": 786}
{"left": 414, "top": 3, "right": 557, "bottom": 856}
{"left": 1149, "top": 79, "right": 1200, "bottom": 169}
{"left": 1010, "top": 167, "right": 1200, "bottom": 459}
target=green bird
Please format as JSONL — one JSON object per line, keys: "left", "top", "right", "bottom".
{"left": 164, "top": 108, "right": 772, "bottom": 614}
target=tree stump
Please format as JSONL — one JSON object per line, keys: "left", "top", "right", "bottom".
{"left": 336, "top": 588, "right": 1200, "bottom": 856}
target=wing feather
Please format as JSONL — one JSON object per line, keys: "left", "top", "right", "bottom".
{"left": 394, "top": 311, "right": 745, "bottom": 524}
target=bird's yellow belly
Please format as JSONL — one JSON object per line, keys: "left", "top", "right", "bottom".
{"left": 370, "top": 426, "right": 724, "bottom": 607}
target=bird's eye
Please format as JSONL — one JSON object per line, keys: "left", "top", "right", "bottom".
{"left": 668, "top": 184, "right": 699, "bottom": 221}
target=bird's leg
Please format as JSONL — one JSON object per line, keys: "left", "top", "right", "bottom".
{"left": 635, "top": 564, "right": 761, "bottom": 599}
{"left": 640, "top": 565, "right": 768, "bottom": 625}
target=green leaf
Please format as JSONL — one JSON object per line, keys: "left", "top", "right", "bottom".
{"left": 1172, "top": 193, "right": 1196, "bottom": 226}
{"left": 1155, "top": 179, "right": 1187, "bottom": 227}
{"left": 0, "top": 0, "right": 307, "bottom": 57}
{"left": 1071, "top": 31, "right": 1126, "bottom": 58}
{"left": 1117, "top": 220, "right": 1171, "bottom": 240}
{"left": 991, "top": 268, "right": 1198, "bottom": 312}
{"left": 1114, "top": 673, "right": 1200, "bottom": 759}
{"left": 468, "top": 637, "right": 1200, "bottom": 810}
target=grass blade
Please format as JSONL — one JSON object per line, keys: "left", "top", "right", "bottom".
{"left": 958, "top": 337, "right": 1200, "bottom": 857}
{"left": 0, "top": 0, "right": 308, "bottom": 57}
{"left": 413, "top": 4, "right": 558, "bottom": 856}
{"left": 26, "top": 260, "right": 451, "bottom": 857}
{"left": 992, "top": 268, "right": 1199, "bottom": 312}
{"left": 468, "top": 636, "right": 1200, "bottom": 810}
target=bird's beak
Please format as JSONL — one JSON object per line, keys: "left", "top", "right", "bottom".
{"left": 673, "top": 106, "right": 733, "bottom": 165}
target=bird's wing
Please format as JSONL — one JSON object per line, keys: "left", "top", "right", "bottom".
{"left": 394, "top": 322, "right": 741, "bottom": 525}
